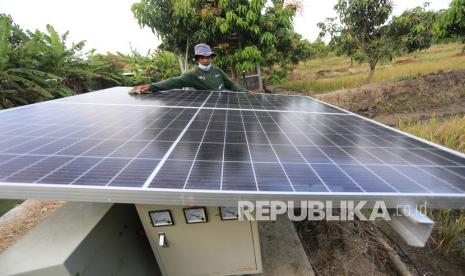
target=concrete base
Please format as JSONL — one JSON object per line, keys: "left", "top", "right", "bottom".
{"left": 257, "top": 215, "right": 315, "bottom": 276}
{"left": 0, "top": 203, "right": 159, "bottom": 276}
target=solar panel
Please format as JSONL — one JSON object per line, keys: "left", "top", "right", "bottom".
{"left": 1, "top": 87, "right": 465, "bottom": 208}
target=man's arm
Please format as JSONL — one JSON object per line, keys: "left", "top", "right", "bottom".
{"left": 148, "top": 75, "right": 191, "bottom": 92}
{"left": 129, "top": 74, "right": 192, "bottom": 94}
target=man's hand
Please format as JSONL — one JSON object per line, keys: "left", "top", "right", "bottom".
{"left": 247, "top": 90, "right": 255, "bottom": 96}
{"left": 129, "top": 84, "right": 151, "bottom": 94}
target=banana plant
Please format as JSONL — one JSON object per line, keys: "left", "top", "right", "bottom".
{"left": 0, "top": 17, "right": 58, "bottom": 108}
{"left": 27, "top": 25, "right": 120, "bottom": 95}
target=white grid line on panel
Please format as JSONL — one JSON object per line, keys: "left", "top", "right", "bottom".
{"left": 257, "top": 117, "right": 333, "bottom": 192}
{"left": 142, "top": 92, "right": 213, "bottom": 189}
{"left": 321, "top": 115, "right": 465, "bottom": 193}
{"left": 30, "top": 90, "right": 191, "bottom": 184}
{"left": 308, "top": 95, "right": 465, "bottom": 159}
{"left": 285, "top": 115, "right": 368, "bottom": 193}
{"left": 48, "top": 100, "right": 350, "bottom": 115}
{"left": 236, "top": 95, "right": 260, "bottom": 192}
{"left": 2, "top": 120, "right": 128, "bottom": 181}
{"left": 325, "top": 115, "right": 465, "bottom": 191}
{"left": 35, "top": 108, "right": 178, "bottom": 184}
{"left": 239, "top": 93, "right": 295, "bottom": 192}
{"left": 0, "top": 112, "right": 141, "bottom": 180}
{"left": 219, "top": 101, "right": 228, "bottom": 191}
{"left": 182, "top": 95, "right": 221, "bottom": 189}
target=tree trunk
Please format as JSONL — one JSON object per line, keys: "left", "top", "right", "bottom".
{"left": 366, "top": 60, "right": 378, "bottom": 83}
{"left": 184, "top": 38, "right": 190, "bottom": 72}
{"left": 177, "top": 39, "right": 190, "bottom": 73}
{"left": 350, "top": 56, "right": 354, "bottom": 67}
{"left": 178, "top": 56, "right": 186, "bottom": 73}
{"left": 230, "top": 68, "right": 237, "bottom": 81}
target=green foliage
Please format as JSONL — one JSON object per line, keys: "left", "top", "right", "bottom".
{"left": 429, "top": 209, "right": 465, "bottom": 256}
{"left": 389, "top": 5, "right": 435, "bottom": 53}
{"left": 0, "top": 14, "right": 28, "bottom": 48}
{"left": 335, "top": 0, "right": 394, "bottom": 82}
{"left": 318, "top": 17, "right": 357, "bottom": 62}
{"left": 0, "top": 16, "right": 57, "bottom": 108}
{"left": 25, "top": 25, "right": 120, "bottom": 96}
{"left": 87, "top": 52, "right": 127, "bottom": 90}
{"left": 294, "top": 37, "right": 330, "bottom": 61}
{"left": 119, "top": 49, "right": 180, "bottom": 86}
{"left": 437, "top": 0, "right": 465, "bottom": 51}
{"left": 132, "top": 0, "right": 308, "bottom": 83}
{"left": 0, "top": 15, "right": 124, "bottom": 109}
{"left": 330, "top": 0, "right": 435, "bottom": 82}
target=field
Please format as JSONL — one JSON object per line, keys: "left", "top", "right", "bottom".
{"left": 399, "top": 116, "right": 465, "bottom": 153}
{"left": 278, "top": 43, "right": 465, "bottom": 94}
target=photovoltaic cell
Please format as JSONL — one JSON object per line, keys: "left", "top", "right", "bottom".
{"left": 5, "top": 156, "right": 73, "bottom": 183}
{"left": 39, "top": 157, "right": 102, "bottom": 184}
{"left": 0, "top": 87, "right": 464, "bottom": 207}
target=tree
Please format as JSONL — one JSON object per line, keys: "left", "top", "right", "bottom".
{"left": 335, "top": 0, "right": 394, "bottom": 82}
{"left": 438, "top": 0, "right": 465, "bottom": 51}
{"left": 0, "top": 14, "right": 28, "bottom": 48}
{"left": 132, "top": 0, "right": 306, "bottom": 83}
{"left": 0, "top": 16, "right": 56, "bottom": 107}
{"left": 25, "top": 25, "right": 121, "bottom": 95}
{"left": 332, "top": 0, "right": 435, "bottom": 82}
{"left": 0, "top": 15, "right": 122, "bottom": 108}
{"left": 389, "top": 4, "right": 436, "bottom": 54}
{"left": 318, "top": 17, "right": 357, "bottom": 66}
{"left": 132, "top": 0, "right": 200, "bottom": 72}
{"left": 117, "top": 49, "right": 180, "bottom": 86}
{"left": 87, "top": 52, "right": 127, "bottom": 89}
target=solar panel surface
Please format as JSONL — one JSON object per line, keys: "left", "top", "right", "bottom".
{"left": 1, "top": 87, "right": 464, "bottom": 207}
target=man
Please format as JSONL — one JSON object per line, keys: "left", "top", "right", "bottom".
{"left": 129, "top": 43, "right": 253, "bottom": 95}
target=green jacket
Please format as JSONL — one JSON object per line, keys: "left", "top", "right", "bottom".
{"left": 149, "top": 65, "right": 247, "bottom": 93}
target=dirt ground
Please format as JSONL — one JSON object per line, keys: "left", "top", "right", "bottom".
{"left": 295, "top": 218, "right": 465, "bottom": 276}
{"left": 314, "top": 69, "right": 465, "bottom": 126}
{"left": 0, "top": 200, "right": 64, "bottom": 253}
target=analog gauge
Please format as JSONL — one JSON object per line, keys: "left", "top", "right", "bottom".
{"left": 149, "top": 210, "right": 174, "bottom": 227}
{"left": 183, "top": 207, "right": 208, "bottom": 224}
{"left": 220, "top": 206, "right": 239, "bottom": 220}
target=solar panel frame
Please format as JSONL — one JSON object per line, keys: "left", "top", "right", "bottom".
{"left": 1, "top": 87, "right": 465, "bottom": 208}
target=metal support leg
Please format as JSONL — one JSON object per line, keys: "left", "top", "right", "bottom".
{"left": 387, "top": 205, "right": 434, "bottom": 247}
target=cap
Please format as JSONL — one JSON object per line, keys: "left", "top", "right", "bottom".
{"left": 194, "top": 43, "right": 215, "bottom": 57}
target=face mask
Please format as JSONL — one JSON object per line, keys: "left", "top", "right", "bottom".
{"left": 199, "top": 63, "right": 211, "bottom": 71}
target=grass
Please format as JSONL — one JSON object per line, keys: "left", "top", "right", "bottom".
{"left": 398, "top": 116, "right": 465, "bottom": 259}
{"left": 429, "top": 209, "right": 465, "bottom": 256}
{"left": 279, "top": 43, "right": 465, "bottom": 94}
{"left": 398, "top": 116, "right": 465, "bottom": 152}
{"left": 0, "top": 200, "right": 22, "bottom": 217}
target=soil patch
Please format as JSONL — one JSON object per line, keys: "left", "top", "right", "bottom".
{"left": 315, "top": 69, "right": 345, "bottom": 79}
{"left": 395, "top": 58, "right": 414, "bottom": 65}
{"left": 0, "top": 200, "right": 64, "bottom": 253}
{"left": 314, "top": 69, "right": 465, "bottom": 125}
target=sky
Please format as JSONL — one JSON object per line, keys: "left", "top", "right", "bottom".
{"left": 0, "top": 0, "right": 452, "bottom": 55}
